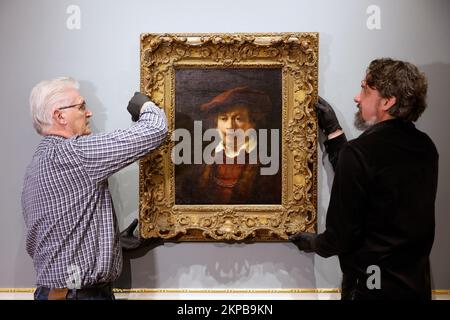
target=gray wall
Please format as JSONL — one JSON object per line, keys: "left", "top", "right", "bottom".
{"left": 0, "top": 0, "right": 449, "bottom": 289}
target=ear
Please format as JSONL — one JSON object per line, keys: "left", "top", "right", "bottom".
{"left": 53, "top": 109, "right": 67, "bottom": 125}
{"left": 382, "top": 96, "right": 397, "bottom": 111}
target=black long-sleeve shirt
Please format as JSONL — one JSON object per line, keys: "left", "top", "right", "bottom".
{"left": 317, "top": 119, "right": 438, "bottom": 299}
{"left": 324, "top": 133, "right": 347, "bottom": 170}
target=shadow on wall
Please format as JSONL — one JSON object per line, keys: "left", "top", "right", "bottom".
{"left": 79, "top": 80, "right": 107, "bottom": 133}
{"left": 110, "top": 167, "right": 158, "bottom": 289}
{"left": 116, "top": 241, "right": 163, "bottom": 289}
{"left": 417, "top": 63, "right": 450, "bottom": 289}
{"left": 14, "top": 223, "right": 36, "bottom": 286}
{"left": 317, "top": 32, "right": 355, "bottom": 196}
{"left": 416, "top": 63, "right": 450, "bottom": 148}
{"left": 115, "top": 242, "right": 317, "bottom": 289}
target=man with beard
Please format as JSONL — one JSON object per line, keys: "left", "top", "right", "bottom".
{"left": 290, "top": 58, "right": 438, "bottom": 300}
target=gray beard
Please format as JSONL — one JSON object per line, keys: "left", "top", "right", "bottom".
{"left": 354, "top": 107, "right": 373, "bottom": 131}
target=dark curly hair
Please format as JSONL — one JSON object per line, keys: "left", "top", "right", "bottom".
{"left": 365, "top": 58, "right": 428, "bottom": 122}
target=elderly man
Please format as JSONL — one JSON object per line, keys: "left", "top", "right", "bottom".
{"left": 22, "top": 77, "right": 167, "bottom": 300}
{"left": 291, "top": 58, "right": 438, "bottom": 300}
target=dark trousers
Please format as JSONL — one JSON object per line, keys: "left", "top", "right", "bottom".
{"left": 340, "top": 273, "right": 358, "bottom": 300}
{"left": 34, "top": 282, "right": 115, "bottom": 300}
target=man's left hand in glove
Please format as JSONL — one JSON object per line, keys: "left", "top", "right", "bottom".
{"left": 288, "top": 232, "right": 318, "bottom": 253}
{"left": 127, "top": 92, "right": 151, "bottom": 122}
{"left": 120, "top": 219, "right": 162, "bottom": 251}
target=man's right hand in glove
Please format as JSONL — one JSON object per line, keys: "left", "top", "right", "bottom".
{"left": 317, "top": 96, "right": 343, "bottom": 139}
{"left": 127, "top": 92, "right": 151, "bottom": 122}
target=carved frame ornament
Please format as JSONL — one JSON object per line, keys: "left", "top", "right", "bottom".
{"left": 139, "top": 33, "right": 318, "bottom": 241}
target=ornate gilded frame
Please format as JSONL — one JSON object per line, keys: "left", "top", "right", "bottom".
{"left": 139, "top": 33, "right": 318, "bottom": 241}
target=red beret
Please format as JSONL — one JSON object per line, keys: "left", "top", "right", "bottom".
{"left": 200, "top": 86, "right": 272, "bottom": 114}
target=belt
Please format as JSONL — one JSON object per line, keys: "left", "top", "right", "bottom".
{"left": 38, "top": 282, "right": 114, "bottom": 300}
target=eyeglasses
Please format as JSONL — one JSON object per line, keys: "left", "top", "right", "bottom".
{"left": 58, "top": 101, "right": 86, "bottom": 111}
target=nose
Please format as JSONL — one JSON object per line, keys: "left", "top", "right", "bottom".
{"left": 354, "top": 92, "right": 361, "bottom": 104}
{"left": 85, "top": 108, "right": 93, "bottom": 117}
{"left": 224, "top": 118, "right": 235, "bottom": 130}
{"left": 230, "top": 119, "right": 238, "bottom": 130}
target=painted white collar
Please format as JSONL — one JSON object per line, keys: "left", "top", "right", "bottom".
{"left": 215, "top": 133, "right": 257, "bottom": 159}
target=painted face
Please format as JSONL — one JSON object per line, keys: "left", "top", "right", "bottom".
{"left": 216, "top": 105, "right": 254, "bottom": 150}
{"left": 58, "top": 88, "right": 93, "bottom": 136}
{"left": 353, "top": 79, "right": 385, "bottom": 130}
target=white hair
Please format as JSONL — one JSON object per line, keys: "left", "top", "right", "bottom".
{"left": 29, "top": 77, "right": 80, "bottom": 135}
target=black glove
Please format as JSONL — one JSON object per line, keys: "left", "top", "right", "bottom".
{"left": 289, "top": 232, "right": 318, "bottom": 253}
{"left": 316, "top": 96, "right": 342, "bottom": 135}
{"left": 120, "top": 219, "right": 162, "bottom": 251}
{"left": 127, "top": 92, "right": 150, "bottom": 122}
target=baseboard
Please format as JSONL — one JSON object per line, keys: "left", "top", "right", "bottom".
{"left": 0, "top": 288, "right": 449, "bottom": 300}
